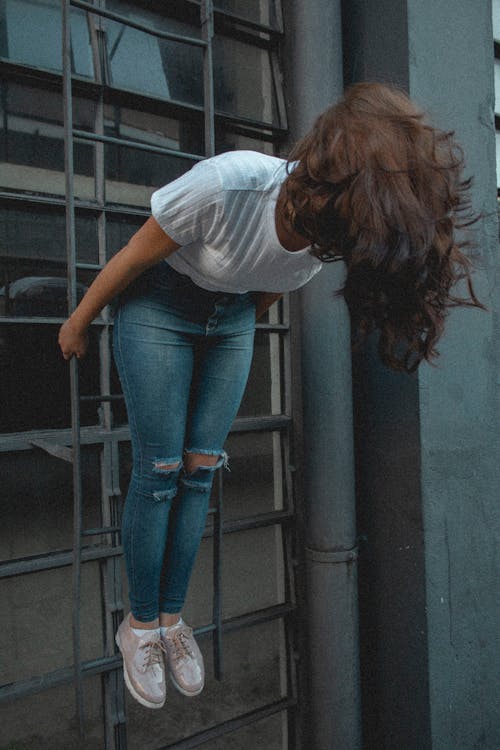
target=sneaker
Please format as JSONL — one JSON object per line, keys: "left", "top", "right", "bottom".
{"left": 115, "top": 614, "right": 167, "bottom": 709}
{"left": 161, "top": 619, "right": 205, "bottom": 697}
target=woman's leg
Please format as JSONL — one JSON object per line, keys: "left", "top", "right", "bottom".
{"left": 113, "top": 299, "right": 195, "bottom": 624}
{"left": 159, "top": 329, "right": 255, "bottom": 615}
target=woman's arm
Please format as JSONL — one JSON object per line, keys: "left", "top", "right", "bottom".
{"left": 58, "top": 216, "right": 180, "bottom": 360}
{"left": 254, "top": 292, "right": 283, "bottom": 320}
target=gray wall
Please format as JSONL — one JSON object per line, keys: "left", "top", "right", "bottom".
{"left": 343, "top": 0, "right": 500, "bottom": 748}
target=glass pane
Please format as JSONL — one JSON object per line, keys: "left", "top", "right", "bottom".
{"left": 0, "top": 321, "right": 101, "bottom": 432}
{"left": 223, "top": 431, "right": 285, "bottom": 520}
{"left": 124, "top": 619, "right": 286, "bottom": 747}
{"left": 105, "top": 143, "right": 196, "bottom": 208}
{"left": 0, "top": 206, "right": 98, "bottom": 267}
{"left": 0, "top": 675, "right": 105, "bottom": 749}
{"left": 214, "top": 36, "right": 279, "bottom": 125}
{"left": 105, "top": 2, "right": 203, "bottom": 107}
{"left": 214, "top": 0, "right": 281, "bottom": 29}
{"left": 216, "top": 127, "right": 275, "bottom": 155}
{"left": 239, "top": 329, "right": 284, "bottom": 417}
{"left": 0, "top": 261, "right": 98, "bottom": 318}
{"left": 0, "top": 83, "right": 96, "bottom": 202}
{"left": 106, "top": 213, "right": 145, "bottom": 261}
{"left": 104, "top": 102, "right": 204, "bottom": 155}
{"left": 493, "top": 0, "right": 500, "bottom": 41}
{"left": 496, "top": 132, "right": 500, "bottom": 188}
{"left": 0, "top": 446, "right": 101, "bottom": 560}
{"left": 495, "top": 61, "right": 500, "bottom": 116}
{"left": 1, "top": 0, "right": 94, "bottom": 78}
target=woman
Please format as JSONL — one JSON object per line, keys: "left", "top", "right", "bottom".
{"left": 58, "top": 82, "right": 485, "bottom": 709}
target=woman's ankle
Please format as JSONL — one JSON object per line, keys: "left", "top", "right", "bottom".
{"left": 129, "top": 614, "right": 159, "bottom": 629}
{"left": 160, "top": 612, "right": 182, "bottom": 627}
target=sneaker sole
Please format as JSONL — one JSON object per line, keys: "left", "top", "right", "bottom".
{"left": 168, "top": 669, "right": 204, "bottom": 697}
{"left": 115, "top": 633, "right": 166, "bottom": 710}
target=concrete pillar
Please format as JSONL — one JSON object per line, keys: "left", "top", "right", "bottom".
{"left": 343, "top": 1, "right": 500, "bottom": 748}
{"left": 283, "top": 2, "right": 362, "bottom": 748}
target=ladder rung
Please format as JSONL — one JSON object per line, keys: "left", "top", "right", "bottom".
{"left": 82, "top": 526, "right": 121, "bottom": 537}
{"left": 80, "top": 394, "right": 124, "bottom": 402}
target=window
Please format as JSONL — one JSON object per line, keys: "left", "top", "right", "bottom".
{"left": 493, "top": 0, "right": 500, "bottom": 191}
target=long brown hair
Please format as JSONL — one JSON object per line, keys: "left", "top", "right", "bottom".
{"left": 282, "top": 82, "right": 486, "bottom": 373}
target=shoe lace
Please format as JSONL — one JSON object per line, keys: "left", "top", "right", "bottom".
{"left": 139, "top": 638, "right": 166, "bottom": 669}
{"left": 167, "top": 628, "right": 195, "bottom": 661}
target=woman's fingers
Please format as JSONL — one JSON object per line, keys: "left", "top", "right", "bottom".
{"left": 58, "top": 319, "right": 89, "bottom": 360}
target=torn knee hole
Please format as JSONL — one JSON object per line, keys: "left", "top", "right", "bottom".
{"left": 152, "top": 458, "right": 182, "bottom": 474}
{"left": 183, "top": 450, "right": 229, "bottom": 474}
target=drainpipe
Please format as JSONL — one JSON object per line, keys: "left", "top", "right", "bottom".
{"left": 283, "top": 2, "right": 363, "bottom": 748}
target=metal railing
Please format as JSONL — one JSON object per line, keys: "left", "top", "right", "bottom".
{"left": 0, "top": 1, "right": 300, "bottom": 747}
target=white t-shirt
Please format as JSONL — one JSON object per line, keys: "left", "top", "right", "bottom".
{"left": 150, "top": 150, "right": 323, "bottom": 293}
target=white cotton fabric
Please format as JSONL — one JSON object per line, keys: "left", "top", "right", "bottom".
{"left": 150, "top": 150, "right": 323, "bottom": 293}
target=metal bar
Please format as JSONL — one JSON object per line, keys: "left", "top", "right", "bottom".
{"left": 212, "top": 469, "right": 223, "bottom": 681}
{"left": 215, "top": 111, "right": 288, "bottom": 134}
{"left": 255, "top": 323, "right": 289, "bottom": 332}
{"left": 0, "top": 317, "right": 287, "bottom": 333}
{"left": 157, "top": 697, "right": 296, "bottom": 750}
{"left": 76, "top": 262, "right": 103, "bottom": 271}
{"left": 70, "top": 0, "right": 207, "bottom": 47}
{"left": 284, "top": 615, "right": 298, "bottom": 749}
{"left": 73, "top": 128, "right": 204, "bottom": 162}
{"left": 218, "top": 122, "right": 277, "bottom": 143}
{"left": 0, "top": 188, "right": 151, "bottom": 216}
{"left": 231, "top": 415, "right": 291, "bottom": 432}
{"left": 0, "top": 545, "right": 123, "bottom": 579}
{"left": 214, "top": 7, "right": 284, "bottom": 36}
{"left": 187, "top": 602, "right": 295, "bottom": 640}
{"left": 62, "top": 0, "right": 85, "bottom": 734}
{"left": 0, "top": 316, "right": 77, "bottom": 325}
{"left": 201, "top": 0, "right": 215, "bottom": 157}
{"left": 273, "top": 0, "right": 285, "bottom": 34}
{"left": 216, "top": 508, "right": 293, "bottom": 536}
{"left": 0, "top": 603, "right": 295, "bottom": 702}
{"left": 0, "top": 415, "right": 291, "bottom": 452}
{"left": 80, "top": 394, "right": 124, "bottom": 402}
{"left": 82, "top": 526, "right": 121, "bottom": 537}
{"left": 29, "top": 438, "right": 73, "bottom": 463}
{"left": 214, "top": 8, "right": 283, "bottom": 37}
{"left": 0, "top": 512, "right": 293, "bottom": 579}
{"left": 271, "top": 50, "right": 288, "bottom": 130}
{"left": 221, "top": 602, "right": 295, "bottom": 633}
{"left": 0, "top": 315, "right": 108, "bottom": 326}
{"left": 0, "top": 655, "right": 122, "bottom": 702}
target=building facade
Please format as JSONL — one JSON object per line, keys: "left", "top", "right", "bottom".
{"left": 1, "top": 1, "right": 499, "bottom": 749}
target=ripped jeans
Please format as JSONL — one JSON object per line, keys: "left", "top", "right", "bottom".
{"left": 112, "top": 261, "right": 256, "bottom": 621}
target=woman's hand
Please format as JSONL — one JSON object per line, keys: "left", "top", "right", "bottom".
{"left": 57, "top": 216, "right": 180, "bottom": 361}
{"left": 58, "top": 318, "right": 89, "bottom": 360}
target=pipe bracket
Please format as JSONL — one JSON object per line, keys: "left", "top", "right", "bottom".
{"left": 305, "top": 546, "right": 358, "bottom": 564}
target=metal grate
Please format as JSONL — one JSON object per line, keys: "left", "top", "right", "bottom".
{"left": 0, "top": 1, "right": 301, "bottom": 747}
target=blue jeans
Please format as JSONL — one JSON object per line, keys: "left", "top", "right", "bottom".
{"left": 112, "top": 262, "right": 256, "bottom": 621}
